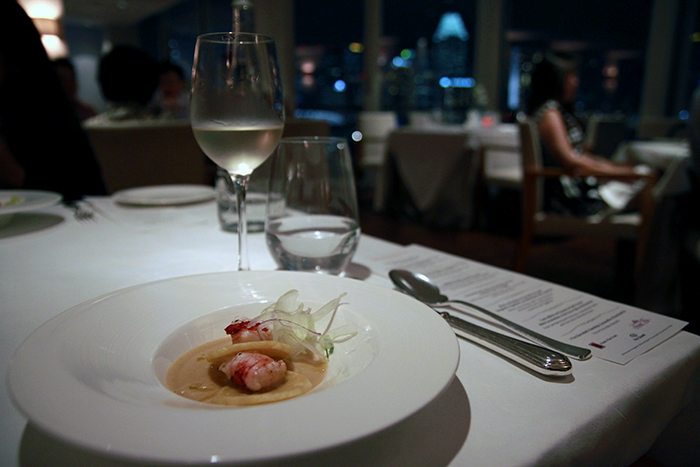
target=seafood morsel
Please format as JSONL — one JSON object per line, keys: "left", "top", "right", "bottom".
{"left": 225, "top": 320, "right": 273, "bottom": 343}
{"left": 220, "top": 352, "right": 287, "bottom": 392}
{"left": 166, "top": 290, "right": 357, "bottom": 407}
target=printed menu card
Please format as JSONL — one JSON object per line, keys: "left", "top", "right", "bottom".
{"left": 369, "top": 244, "right": 687, "bottom": 364}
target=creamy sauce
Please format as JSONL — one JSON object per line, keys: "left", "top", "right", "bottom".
{"left": 166, "top": 338, "right": 327, "bottom": 406}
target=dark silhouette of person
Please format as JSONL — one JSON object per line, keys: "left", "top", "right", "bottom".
{"left": 91, "top": 45, "right": 159, "bottom": 122}
{"left": 0, "top": 0, "right": 106, "bottom": 200}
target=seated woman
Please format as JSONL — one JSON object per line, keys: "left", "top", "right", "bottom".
{"left": 526, "top": 53, "right": 646, "bottom": 216}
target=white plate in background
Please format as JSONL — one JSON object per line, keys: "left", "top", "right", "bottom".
{"left": 113, "top": 184, "right": 215, "bottom": 206}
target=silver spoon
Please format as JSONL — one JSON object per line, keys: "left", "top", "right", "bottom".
{"left": 388, "top": 271, "right": 572, "bottom": 376}
{"left": 389, "top": 269, "right": 592, "bottom": 361}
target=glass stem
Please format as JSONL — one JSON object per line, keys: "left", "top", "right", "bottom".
{"left": 231, "top": 173, "right": 250, "bottom": 271}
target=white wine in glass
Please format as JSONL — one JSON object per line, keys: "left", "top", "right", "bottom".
{"left": 191, "top": 32, "right": 284, "bottom": 270}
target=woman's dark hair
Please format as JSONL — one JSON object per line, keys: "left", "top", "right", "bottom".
{"left": 526, "top": 53, "right": 578, "bottom": 115}
{"left": 98, "top": 45, "right": 158, "bottom": 105}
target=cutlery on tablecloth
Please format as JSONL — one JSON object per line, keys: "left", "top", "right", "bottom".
{"left": 435, "top": 306, "right": 572, "bottom": 376}
{"left": 389, "top": 269, "right": 592, "bottom": 361}
{"left": 64, "top": 200, "right": 95, "bottom": 222}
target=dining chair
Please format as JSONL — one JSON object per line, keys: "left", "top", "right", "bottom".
{"left": 246, "top": 117, "right": 332, "bottom": 196}
{"left": 584, "top": 114, "right": 627, "bottom": 158}
{"left": 357, "top": 111, "right": 398, "bottom": 167}
{"left": 357, "top": 111, "right": 398, "bottom": 210}
{"left": 282, "top": 118, "right": 331, "bottom": 138}
{"left": 637, "top": 116, "right": 688, "bottom": 140}
{"left": 477, "top": 124, "right": 522, "bottom": 190}
{"left": 85, "top": 120, "right": 213, "bottom": 194}
{"left": 481, "top": 148, "right": 522, "bottom": 189}
{"left": 514, "top": 119, "right": 657, "bottom": 276}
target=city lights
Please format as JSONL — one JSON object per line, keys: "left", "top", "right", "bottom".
{"left": 438, "top": 76, "right": 475, "bottom": 89}
{"left": 333, "top": 79, "right": 347, "bottom": 92}
{"left": 391, "top": 56, "right": 407, "bottom": 68}
{"left": 300, "top": 60, "right": 316, "bottom": 74}
{"left": 348, "top": 42, "right": 364, "bottom": 53}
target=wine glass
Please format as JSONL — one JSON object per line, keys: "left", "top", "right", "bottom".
{"left": 191, "top": 32, "right": 284, "bottom": 270}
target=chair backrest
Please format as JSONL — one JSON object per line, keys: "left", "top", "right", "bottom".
{"left": 358, "top": 111, "right": 397, "bottom": 166}
{"left": 476, "top": 124, "right": 522, "bottom": 188}
{"left": 85, "top": 120, "right": 212, "bottom": 194}
{"left": 637, "top": 117, "right": 688, "bottom": 140}
{"left": 517, "top": 118, "right": 545, "bottom": 213}
{"left": 282, "top": 118, "right": 331, "bottom": 138}
{"left": 408, "top": 111, "right": 437, "bottom": 127}
{"left": 584, "top": 114, "right": 626, "bottom": 157}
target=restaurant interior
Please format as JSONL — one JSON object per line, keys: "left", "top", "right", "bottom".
{"left": 2, "top": 0, "right": 700, "bottom": 465}
{"left": 22, "top": 0, "right": 694, "bottom": 330}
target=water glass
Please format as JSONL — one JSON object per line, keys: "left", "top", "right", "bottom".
{"left": 266, "top": 137, "right": 360, "bottom": 275}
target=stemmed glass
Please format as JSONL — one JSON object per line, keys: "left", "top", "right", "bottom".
{"left": 191, "top": 32, "right": 284, "bottom": 270}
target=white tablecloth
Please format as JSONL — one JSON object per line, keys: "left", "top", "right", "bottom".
{"left": 2, "top": 198, "right": 699, "bottom": 466}
{"left": 619, "top": 140, "right": 691, "bottom": 198}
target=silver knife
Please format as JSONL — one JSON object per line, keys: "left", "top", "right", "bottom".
{"left": 439, "top": 309, "right": 573, "bottom": 377}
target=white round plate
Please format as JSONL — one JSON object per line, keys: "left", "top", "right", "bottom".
{"left": 8, "top": 271, "right": 459, "bottom": 464}
{"left": 0, "top": 190, "right": 62, "bottom": 226}
{"left": 113, "top": 184, "right": 215, "bottom": 206}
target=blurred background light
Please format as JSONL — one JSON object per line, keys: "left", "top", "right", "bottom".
{"left": 348, "top": 42, "right": 364, "bottom": 53}
{"left": 18, "top": 0, "right": 63, "bottom": 19}
{"left": 333, "top": 79, "right": 346, "bottom": 92}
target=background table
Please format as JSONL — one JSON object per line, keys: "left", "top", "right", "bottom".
{"left": 380, "top": 123, "right": 520, "bottom": 228}
{"left": 616, "top": 140, "right": 692, "bottom": 316}
{"left": 381, "top": 127, "right": 478, "bottom": 227}
{"left": 618, "top": 139, "right": 690, "bottom": 198}
{"left": 1, "top": 198, "right": 699, "bottom": 466}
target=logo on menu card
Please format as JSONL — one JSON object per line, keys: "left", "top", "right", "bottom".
{"left": 631, "top": 318, "right": 650, "bottom": 329}
{"left": 629, "top": 332, "right": 646, "bottom": 341}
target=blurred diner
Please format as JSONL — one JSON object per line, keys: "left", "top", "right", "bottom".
{"left": 150, "top": 60, "right": 190, "bottom": 120}
{"left": 85, "top": 44, "right": 159, "bottom": 124}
